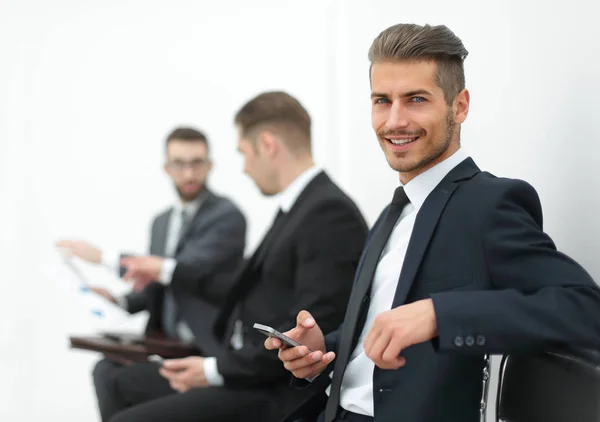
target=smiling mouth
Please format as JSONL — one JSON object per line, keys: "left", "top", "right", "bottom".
{"left": 385, "top": 136, "right": 419, "bottom": 146}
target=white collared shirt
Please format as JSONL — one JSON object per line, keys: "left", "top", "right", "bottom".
{"left": 337, "top": 149, "right": 469, "bottom": 416}
{"left": 276, "top": 165, "right": 323, "bottom": 213}
{"left": 203, "top": 165, "right": 323, "bottom": 386}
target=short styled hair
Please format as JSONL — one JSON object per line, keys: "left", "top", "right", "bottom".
{"left": 165, "top": 127, "right": 209, "bottom": 154}
{"left": 234, "top": 91, "right": 311, "bottom": 153}
{"left": 368, "top": 23, "right": 469, "bottom": 104}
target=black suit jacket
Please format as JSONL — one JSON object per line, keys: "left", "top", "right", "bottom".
{"left": 120, "top": 189, "right": 247, "bottom": 355}
{"left": 172, "top": 172, "right": 368, "bottom": 415}
{"left": 317, "top": 158, "right": 600, "bottom": 422}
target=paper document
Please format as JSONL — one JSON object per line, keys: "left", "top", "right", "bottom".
{"left": 43, "top": 248, "right": 131, "bottom": 331}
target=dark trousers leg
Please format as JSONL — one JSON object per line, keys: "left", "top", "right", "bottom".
{"left": 92, "top": 359, "right": 128, "bottom": 422}
{"left": 109, "top": 386, "right": 272, "bottom": 422}
{"left": 92, "top": 358, "right": 175, "bottom": 421}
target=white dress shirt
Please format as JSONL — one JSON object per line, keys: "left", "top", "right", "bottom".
{"left": 203, "top": 165, "right": 323, "bottom": 386}
{"left": 337, "top": 149, "right": 469, "bottom": 416}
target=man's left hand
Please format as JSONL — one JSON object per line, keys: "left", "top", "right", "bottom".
{"left": 120, "top": 256, "right": 164, "bottom": 291}
{"left": 159, "top": 357, "right": 208, "bottom": 392}
{"left": 364, "top": 298, "right": 438, "bottom": 370}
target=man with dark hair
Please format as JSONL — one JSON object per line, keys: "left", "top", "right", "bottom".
{"left": 58, "top": 126, "right": 246, "bottom": 422}
{"left": 107, "top": 91, "right": 369, "bottom": 422}
{"left": 268, "top": 23, "right": 600, "bottom": 422}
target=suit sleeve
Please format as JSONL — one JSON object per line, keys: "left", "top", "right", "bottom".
{"left": 431, "top": 180, "right": 600, "bottom": 354}
{"left": 123, "top": 291, "right": 147, "bottom": 314}
{"left": 324, "top": 327, "right": 342, "bottom": 354}
{"left": 121, "top": 216, "right": 162, "bottom": 313}
{"left": 215, "top": 200, "right": 368, "bottom": 388}
{"left": 170, "top": 204, "right": 246, "bottom": 304}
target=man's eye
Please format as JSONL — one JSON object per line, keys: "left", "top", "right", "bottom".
{"left": 374, "top": 98, "right": 389, "bottom": 104}
{"left": 411, "top": 96, "right": 426, "bottom": 103}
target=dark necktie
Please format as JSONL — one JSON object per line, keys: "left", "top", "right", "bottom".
{"left": 162, "top": 209, "right": 192, "bottom": 339}
{"left": 325, "top": 187, "right": 410, "bottom": 422}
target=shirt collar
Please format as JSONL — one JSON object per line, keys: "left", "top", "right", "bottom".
{"left": 403, "top": 148, "right": 469, "bottom": 211}
{"left": 174, "top": 188, "right": 208, "bottom": 217}
{"left": 277, "top": 166, "right": 323, "bottom": 213}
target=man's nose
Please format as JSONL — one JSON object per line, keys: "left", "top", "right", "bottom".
{"left": 182, "top": 167, "right": 195, "bottom": 178}
{"left": 386, "top": 102, "right": 410, "bottom": 129}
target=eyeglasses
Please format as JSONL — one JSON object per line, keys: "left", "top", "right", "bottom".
{"left": 166, "top": 159, "right": 208, "bottom": 172}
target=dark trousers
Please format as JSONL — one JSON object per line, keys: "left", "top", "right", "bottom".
{"left": 316, "top": 408, "right": 374, "bottom": 422}
{"left": 92, "top": 358, "right": 175, "bottom": 421}
{"left": 93, "top": 358, "right": 272, "bottom": 422}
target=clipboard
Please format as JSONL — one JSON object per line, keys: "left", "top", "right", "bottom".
{"left": 69, "top": 332, "right": 201, "bottom": 364}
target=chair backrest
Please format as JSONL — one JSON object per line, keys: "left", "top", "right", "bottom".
{"left": 496, "top": 349, "right": 600, "bottom": 422}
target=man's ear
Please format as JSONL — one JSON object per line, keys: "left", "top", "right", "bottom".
{"left": 257, "top": 131, "right": 279, "bottom": 158}
{"left": 453, "top": 88, "right": 470, "bottom": 125}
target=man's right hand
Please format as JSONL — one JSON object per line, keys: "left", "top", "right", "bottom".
{"left": 89, "top": 287, "right": 117, "bottom": 304}
{"left": 264, "top": 310, "right": 336, "bottom": 380}
{"left": 56, "top": 240, "right": 102, "bottom": 264}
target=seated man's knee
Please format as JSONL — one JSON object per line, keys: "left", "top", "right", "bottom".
{"left": 93, "top": 359, "right": 121, "bottom": 386}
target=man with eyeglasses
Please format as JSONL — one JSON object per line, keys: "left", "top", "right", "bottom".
{"left": 57, "top": 127, "right": 246, "bottom": 422}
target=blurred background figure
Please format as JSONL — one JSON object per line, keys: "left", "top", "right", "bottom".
{"left": 105, "top": 91, "right": 368, "bottom": 422}
{"left": 57, "top": 127, "right": 246, "bottom": 422}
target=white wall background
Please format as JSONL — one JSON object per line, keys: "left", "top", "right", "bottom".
{"left": 1, "top": 0, "right": 598, "bottom": 420}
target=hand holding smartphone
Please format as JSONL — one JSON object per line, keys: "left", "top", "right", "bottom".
{"left": 255, "top": 322, "right": 318, "bottom": 382}
{"left": 253, "top": 323, "right": 312, "bottom": 352}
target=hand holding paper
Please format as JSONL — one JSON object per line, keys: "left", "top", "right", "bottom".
{"left": 55, "top": 240, "right": 102, "bottom": 264}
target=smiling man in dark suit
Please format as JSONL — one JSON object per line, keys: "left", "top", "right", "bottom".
{"left": 267, "top": 23, "right": 600, "bottom": 422}
{"left": 109, "top": 91, "right": 369, "bottom": 422}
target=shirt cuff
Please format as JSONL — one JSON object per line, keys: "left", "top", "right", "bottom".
{"left": 203, "top": 357, "right": 225, "bottom": 386}
{"left": 114, "top": 295, "right": 129, "bottom": 311}
{"left": 101, "top": 249, "right": 121, "bottom": 272}
{"left": 159, "top": 258, "right": 177, "bottom": 285}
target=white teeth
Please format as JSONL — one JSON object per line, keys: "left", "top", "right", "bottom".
{"left": 388, "top": 137, "right": 417, "bottom": 145}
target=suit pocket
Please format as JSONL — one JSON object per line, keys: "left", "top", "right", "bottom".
{"left": 418, "top": 273, "right": 473, "bottom": 292}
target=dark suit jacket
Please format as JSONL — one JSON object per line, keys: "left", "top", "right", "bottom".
{"left": 120, "top": 189, "right": 246, "bottom": 355}
{"left": 315, "top": 158, "right": 600, "bottom": 422}
{"left": 172, "top": 171, "right": 369, "bottom": 417}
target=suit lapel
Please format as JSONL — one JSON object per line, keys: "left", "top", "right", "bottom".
{"left": 390, "top": 183, "right": 458, "bottom": 307}
{"left": 252, "top": 212, "right": 288, "bottom": 267}
{"left": 154, "top": 210, "right": 170, "bottom": 256}
{"left": 391, "top": 158, "right": 480, "bottom": 308}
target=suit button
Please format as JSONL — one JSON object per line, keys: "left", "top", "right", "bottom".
{"left": 465, "top": 336, "right": 475, "bottom": 347}
{"left": 476, "top": 335, "right": 486, "bottom": 346}
{"left": 454, "top": 336, "right": 464, "bottom": 347}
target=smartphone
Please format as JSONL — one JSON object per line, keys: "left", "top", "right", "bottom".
{"left": 253, "top": 323, "right": 312, "bottom": 352}
{"left": 147, "top": 354, "right": 165, "bottom": 365}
